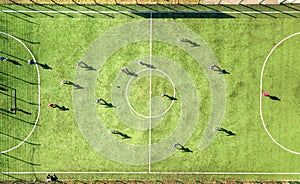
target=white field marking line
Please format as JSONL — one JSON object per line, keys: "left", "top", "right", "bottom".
{"left": 125, "top": 69, "right": 176, "bottom": 118}
{"left": 4, "top": 172, "right": 300, "bottom": 175}
{"left": 260, "top": 32, "right": 300, "bottom": 155}
{"left": 148, "top": 12, "right": 153, "bottom": 173}
{"left": 0, "top": 31, "right": 40, "bottom": 154}
{"left": 1, "top": 10, "right": 300, "bottom": 14}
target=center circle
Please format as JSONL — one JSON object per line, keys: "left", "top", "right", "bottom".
{"left": 125, "top": 68, "right": 176, "bottom": 119}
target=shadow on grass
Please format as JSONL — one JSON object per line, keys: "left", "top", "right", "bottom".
{"left": 240, "top": 4, "right": 277, "bottom": 18}
{"left": 55, "top": 105, "right": 69, "bottom": 111}
{"left": 30, "top": 0, "right": 74, "bottom": 18}
{"left": 0, "top": 51, "right": 27, "bottom": 62}
{"left": 134, "top": 11, "right": 235, "bottom": 18}
{"left": 110, "top": 130, "right": 131, "bottom": 139}
{"left": 0, "top": 71, "right": 37, "bottom": 85}
{"left": 9, "top": 0, "right": 55, "bottom": 18}
{"left": 116, "top": 4, "right": 138, "bottom": 12}
{"left": 260, "top": 4, "right": 297, "bottom": 18}
{"left": 51, "top": 0, "right": 94, "bottom": 18}
{"left": 0, "top": 173, "right": 22, "bottom": 180}
{"left": 7, "top": 34, "right": 40, "bottom": 45}
{"left": 0, "top": 3, "right": 33, "bottom": 18}
{"left": 0, "top": 5, "right": 37, "bottom": 24}
{"left": 72, "top": 0, "right": 114, "bottom": 18}
{"left": 178, "top": 38, "right": 200, "bottom": 47}
{"left": 94, "top": 1, "right": 134, "bottom": 18}
{"left": 0, "top": 109, "right": 38, "bottom": 126}
{"left": 137, "top": 4, "right": 159, "bottom": 12}
{"left": 0, "top": 132, "right": 40, "bottom": 146}
{"left": 269, "top": 95, "right": 281, "bottom": 101}
{"left": 179, "top": 4, "right": 199, "bottom": 12}
{"left": 61, "top": 80, "right": 83, "bottom": 89}
{"left": 221, "top": 4, "right": 256, "bottom": 18}
{"left": 2, "top": 153, "right": 41, "bottom": 166}
{"left": 281, "top": 4, "right": 300, "bottom": 12}
{"left": 77, "top": 61, "right": 97, "bottom": 71}
{"left": 0, "top": 90, "right": 38, "bottom": 105}
{"left": 36, "top": 62, "right": 52, "bottom": 70}
{"left": 7, "top": 58, "right": 22, "bottom": 66}
{"left": 157, "top": 3, "right": 179, "bottom": 12}
{"left": 16, "top": 108, "right": 31, "bottom": 115}
{"left": 216, "top": 127, "right": 236, "bottom": 136}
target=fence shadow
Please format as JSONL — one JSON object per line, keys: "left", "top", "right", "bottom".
{"left": 72, "top": 0, "right": 114, "bottom": 18}
{"left": 30, "top": 0, "right": 74, "bottom": 17}
{"left": 134, "top": 11, "right": 235, "bottom": 18}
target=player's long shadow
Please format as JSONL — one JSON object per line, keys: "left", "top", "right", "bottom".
{"left": 139, "top": 61, "right": 156, "bottom": 69}
{"left": 111, "top": 130, "right": 131, "bottom": 139}
{"left": 100, "top": 99, "right": 116, "bottom": 108}
{"left": 56, "top": 105, "right": 69, "bottom": 111}
{"left": 0, "top": 132, "right": 40, "bottom": 146}
{"left": 62, "top": 81, "right": 83, "bottom": 89}
{"left": 180, "top": 146, "right": 193, "bottom": 153}
{"left": 7, "top": 59, "right": 22, "bottom": 66}
{"left": 218, "top": 69, "right": 230, "bottom": 75}
{"left": 2, "top": 153, "right": 41, "bottom": 166}
{"left": 36, "top": 62, "right": 52, "bottom": 70}
{"left": 79, "top": 62, "right": 96, "bottom": 71}
{"left": 163, "top": 94, "right": 177, "bottom": 101}
{"left": 216, "top": 127, "right": 236, "bottom": 136}
{"left": 178, "top": 38, "right": 200, "bottom": 47}
{"left": 268, "top": 95, "right": 280, "bottom": 101}
{"left": 51, "top": 104, "right": 69, "bottom": 111}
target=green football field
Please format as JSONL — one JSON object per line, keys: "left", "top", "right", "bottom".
{"left": 1, "top": 3, "right": 300, "bottom": 182}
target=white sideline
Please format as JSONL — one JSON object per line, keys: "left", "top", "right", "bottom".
{"left": 3, "top": 171, "right": 300, "bottom": 175}
{"left": 0, "top": 31, "right": 40, "bottom": 154}
{"left": 0, "top": 10, "right": 300, "bottom": 14}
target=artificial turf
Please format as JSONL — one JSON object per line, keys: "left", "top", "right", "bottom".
{"left": 1, "top": 4, "right": 300, "bottom": 182}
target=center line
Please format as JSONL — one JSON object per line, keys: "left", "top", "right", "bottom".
{"left": 148, "top": 12, "right": 153, "bottom": 173}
